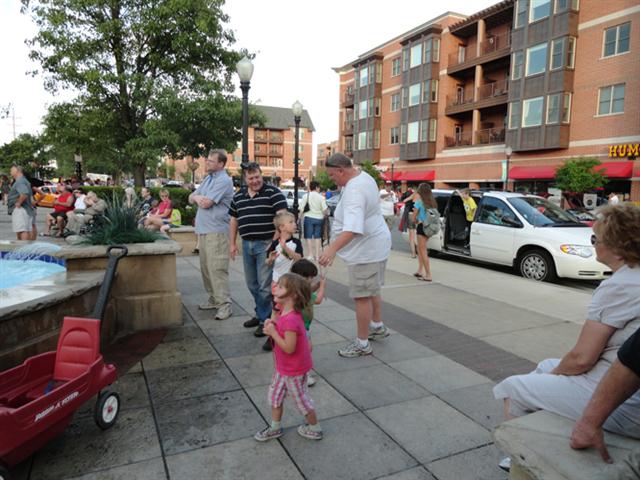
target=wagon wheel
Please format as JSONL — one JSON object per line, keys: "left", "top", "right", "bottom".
{"left": 94, "top": 391, "right": 120, "bottom": 430}
{"left": 0, "top": 463, "right": 10, "bottom": 480}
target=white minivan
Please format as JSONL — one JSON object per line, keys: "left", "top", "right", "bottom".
{"left": 425, "top": 190, "right": 610, "bottom": 282}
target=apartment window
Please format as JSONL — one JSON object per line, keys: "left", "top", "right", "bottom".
{"left": 546, "top": 93, "right": 561, "bottom": 123}
{"left": 422, "top": 80, "right": 430, "bottom": 103}
{"left": 402, "top": 49, "right": 410, "bottom": 71}
{"left": 374, "top": 130, "right": 380, "bottom": 149}
{"left": 401, "top": 87, "right": 408, "bottom": 108}
{"left": 530, "top": 0, "right": 551, "bottom": 23}
{"left": 551, "top": 38, "right": 563, "bottom": 70}
{"left": 603, "top": 23, "right": 630, "bottom": 57}
{"left": 374, "top": 98, "right": 381, "bottom": 117}
{"left": 562, "top": 93, "right": 572, "bottom": 123}
{"left": 566, "top": 37, "right": 576, "bottom": 68}
{"left": 390, "top": 127, "right": 399, "bottom": 145}
{"left": 376, "top": 62, "right": 383, "bottom": 83}
{"left": 522, "top": 97, "right": 544, "bottom": 127}
{"left": 400, "top": 124, "right": 407, "bottom": 144}
{"left": 598, "top": 84, "right": 625, "bottom": 115}
{"left": 367, "top": 130, "right": 374, "bottom": 149}
{"left": 359, "top": 100, "right": 368, "bottom": 119}
{"left": 430, "top": 79, "right": 439, "bottom": 102}
{"left": 407, "top": 121, "right": 420, "bottom": 143}
{"left": 359, "top": 67, "right": 368, "bottom": 87}
{"left": 419, "top": 120, "right": 428, "bottom": 142}
{"left": 391, "top": 93, "right": 400, "bottom": 112}
{"left": 392, "top": 58, "right": 401, "bottom": 76}
{"left": 429, "top": 118, "right": 437, "bottom": 142}
{"left": 410, "top": 43, "right": 422, "bottom": 68}
{"left": 512, "top": 51, "right": 524, "bottom": 79}
{"left": 432, "top": 38, "right": 440, "bottom": 62}
{"left": 368, "top": 100, "right": 374, "bottom": 118}
{"left": 409, "top": 83, "right": 421, "bottom": 106}
{"left": 424, "top": 39, "right": 432, "bottom": 63}
{"left": 515, "top": 0, "right": 527, "bottom": 28}
{"left": 526, "top": 43, "right": 548, "bottom": 76}
{"left": 358, "top": 131, "right": 367, "bottom": 150}
{"left": 508, "top": 101, "right": 521, "bottom": 129}
{"left": 555, "top": 0, "right": 579, "bottom": 13}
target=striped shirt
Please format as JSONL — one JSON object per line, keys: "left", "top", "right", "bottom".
{"left": 229, "top": 184, "right": 288, "bottom": 240}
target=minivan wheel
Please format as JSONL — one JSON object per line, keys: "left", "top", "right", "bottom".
{"left": 518, "top": 249, "right": 557, "bottom": 282}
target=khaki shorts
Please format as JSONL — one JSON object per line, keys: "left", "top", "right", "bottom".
{"left": 12, "top": 207, "right": 33, "bottom": 233}
{"left": 347, "top": 260, "right": 386, "bottom": 298}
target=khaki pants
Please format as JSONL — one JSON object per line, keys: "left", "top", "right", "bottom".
{"left": 199, "top": 233, "right": 231, "bottom": 307}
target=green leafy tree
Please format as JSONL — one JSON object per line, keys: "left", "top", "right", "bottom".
{"left": 359, "top": 160, "right": 383, "bottom": 186}
{"left": 554, "top": 157, "right": 606, "bottom": 194}
{"left": 23, "top": 0, "right": 247, "bottom": 186}
{"left": 314, "top": 170, "right": 336, "bottom": 191}
{"left": 0, "top": 133, "right": 52, "bottom": 177}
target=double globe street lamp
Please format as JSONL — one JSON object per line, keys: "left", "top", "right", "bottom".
{"left": 292, "top": 100, "right": 304, "bottom": 220}
{"left": 236, "top": 56, "right": 255, "bottom": 178}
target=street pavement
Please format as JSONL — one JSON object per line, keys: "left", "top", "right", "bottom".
{"left": 2, "top": 210, "right": 601, "bottom": 479}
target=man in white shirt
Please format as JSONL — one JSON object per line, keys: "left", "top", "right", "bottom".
{"left": 319, "top": 153, "right": 392, "bottom": 357}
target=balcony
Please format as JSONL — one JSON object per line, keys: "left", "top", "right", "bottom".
{"left": 475, "top": 127, "right": 505, "bottom": 145}
{"left": 268, "top": 146, "right": 283, "bottom": 156}
{"left": 445, "top": 131, "right": 472, "bottom": 148}
{"left": 269, "top": 133, "right": 284, "bottom": 143}
{"left": 445, "top": 79, "right": 509, "bottom": 115}
{"left": 445, "top": 89, "right": 475, "bottom": 115}
{"left": 254, "top": 130, "right": 268, "bottom": 143}
{"left": 447, "top": 32, "right": 511, "bottom": 74}
{"left": 341, "top": 92, "right": 355, "bottom": 108}
{"left": 345, "top": 148, "right": 353, "bottom": 158}
{"left": 342, "top": 121, "right": 354, "bottom": 135}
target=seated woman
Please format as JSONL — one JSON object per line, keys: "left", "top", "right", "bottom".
{"left": 494, "top": 204, "right": 640, "bottom": 445}
{"left": 144, "top": 189, "right": 172, "bottom": 231}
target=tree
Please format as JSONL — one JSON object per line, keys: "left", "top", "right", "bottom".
{"left": 23, "top": 0, "right": 246, "bottom": 186}
{"left": 555, "top": 157, "right": 606, "bottom": 194}
{"left": 359, "top": 160, "right": 383, "bottom": 187}
{"left": 0, "top": 133, "right": 52, "bottom": 177}
{"left": 314, "top": 170, "right": 336, "bottom": 191}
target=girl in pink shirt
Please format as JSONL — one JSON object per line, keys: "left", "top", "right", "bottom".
{"left": 255, "top": 273, "right": 323, "bottom": 442}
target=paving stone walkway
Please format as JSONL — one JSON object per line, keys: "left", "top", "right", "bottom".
{"left": 10, "top": 255, "right": 514, "bottom": 480}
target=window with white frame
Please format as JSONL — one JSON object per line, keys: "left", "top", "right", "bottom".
{"left": 359, "top": 67, "right": 368, "bottom": 87}
{"left": 359, "top": 100, "right": 368, "bottom": 119}
{"left": 512, "top": 51, "right": 524, "bottom": 79}
{"left": 508, "top": 101, "right": 521, "bottom": 129}
{"left": 603, "top": 23, "right": 630, "bottom": 57}
{"left": 392, "top": 58, "right": 401, "bottom": 76}
{"left": 424, "top": 39, "right": 432, "bottom": 63}
{"left": 430, "top": 79, "right": 439, "bottom": 102}
{"left": 551, "top": 38, "right": 564, "bottom": 70}
{"left": 376, "top": 62, "right": 382, "bottom": 83}
{"left": 367, "top": 130, "right": 374, "bottom": 149}
{"left": 526, "top": 43, "right": 548, "bottom": 76}
{"left": 429, "top": 118, "right": 437, "bottom": 142}
{"left": 555, "top": 0, "right": 579, "bottom": 13}
{"left": 374, "top": 130, "right": 380, "bottom": 149}
{"left": 409, "top": 83, "right": 421, "bottom": 106}
{"left": 562, "top": 93, "right": 572, "bottom": 123}
{"left": 358, "top": 131, "right": 367, "bottom": 150}
{"left": 420, "top": 120, "right": 428, "bottom": 142}
{"left": 391, "top": 93, "right": 400, "bottom": 112}
{"left": 400, "top": 124, "right": 407, "bottom": 144}
{"left": 407, "top": 121, "right": 420, "bottom": 143}
{"left": 402, "top": 49, "right": 410, "bottom": 71}
{"left": 410, "top": 43, "right": 422, "bottom": 68}
{"left": 368, "top": 100, "right": 374, "bottom": 118}
{"left": 515, "top": 0, "right": 527, "bottom": 28}
{"left": 546, "top": 93, "right": 561, "bottom": 123}
{"left": 433, "top": 38, "right": 440, "bottom": 62}
{"left": 598, "top": 84, "right": 625, "bottom": 115}
{"left": 422, "top": 80, "right": 430, "bottom": 103}
{"left": 401, "top": 87, "right": 408, "bottom": 108}
{"left": 530, "top": 0, "right": 551, "bottom": 23}
{"left": 522, "top": 97, "right": 544, "bottom": 127}
{"left": 566, "top": 37, "right": 576, "bottom": 68}
{"left": 390, "top": 127, "right": 399, "bottom": 145}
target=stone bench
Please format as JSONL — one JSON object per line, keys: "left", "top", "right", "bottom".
{"left": 166, "top": 226, "right": 197, "bottom": 256}
{"left": 493, "top": 410, "right": 640, "bottom": 480}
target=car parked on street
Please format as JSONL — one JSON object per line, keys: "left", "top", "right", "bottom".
{"left": 422, "top": 190, "right": 609, "bottom": 282}
{"left": 281, "top": 189, "right": 307, "bottom": 211}
{"left": 34, "top": 185, "right": 59, "bottom": 208}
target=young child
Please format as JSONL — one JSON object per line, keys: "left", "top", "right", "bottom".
{"left": 290, "top": 259, "right": 326, "bottom": 387}
{"left": 256, "top": 273, "right": 322, "bottom": 442}
{"left": 266, "top": 211, "right": 304, "bottom": 310}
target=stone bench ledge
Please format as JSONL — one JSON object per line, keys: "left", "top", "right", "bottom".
{"left": 167, "top": 226, "right": 195, "bottom": 233}
{"left": 493, "top": 410, "right": 640, "bottom": 480}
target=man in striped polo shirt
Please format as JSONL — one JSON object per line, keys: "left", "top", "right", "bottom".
{"left": 229, "top": 163, "right": 288, "bottom": 349}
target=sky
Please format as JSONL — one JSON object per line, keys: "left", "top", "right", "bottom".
{"left": 0, "top": 0, "right": 497, "bottom": 160}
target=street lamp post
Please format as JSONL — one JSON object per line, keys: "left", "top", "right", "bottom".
{"left": 292, "top": 100, "right": 304, "bottom": 220}
{"left": 390, "top": 157, "right": 395, "bottom": 192}
{"left": 236, "top": 56, "right": 254, "bottom": 180}
{"left": 504, "top": 146, "right": 513, "bottom": 191}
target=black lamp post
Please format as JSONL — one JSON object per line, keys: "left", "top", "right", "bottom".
{"left": 390, "top": 157, "right": 395, "bottom": 191}
{"left": 504, "top": 146, "right": 513, "bottom": 191}
{"left": 74, "top": 154, "right": 83, "bottom": 181}
{"left": 236, "top": 56, "right": 254, "bottom": 180}
{"left": 292, "top": 100, "right": 303, "bottom": 220}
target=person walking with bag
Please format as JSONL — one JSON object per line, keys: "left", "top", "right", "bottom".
{"left": 411, "top": 183, "right": 440, "bottom": 282}
{"left": 298, "top": 181, "right": 327, "bottom": 262}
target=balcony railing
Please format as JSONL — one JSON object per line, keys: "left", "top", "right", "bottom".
{"left": 444, "top": 131, "right": 472, "bottom": 148}
{"left": 254, "top": 131, "right": 268, "bottom": 143}
{"left": 341, "top": 92, "right": 355, "bottom": 107}
{"left": 342, "top": 121, "right": 354, "bottom": 135}
{"left": 475, "top": 127, "right": 505, "bottom": 145}
{"left": 446, "top": 90, "right": 475, "bottom": 109}
{"left": 269, "top": 133, "right": 284, "bottom": 143}
{"left": 448, "top": 31, "right": 511, "bottom": 69}
{"left": 476, "top": 79, "right": 509, "bottom": 101}
{"left": 269, "top": 146, "right": 283, "bottom": 156}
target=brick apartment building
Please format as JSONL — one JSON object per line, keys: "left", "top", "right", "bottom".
{"left": 334, "top": 0, "right": 640, "bottom": 200}
{"left": 167, "top": 105, "right": 314, "bottom": 185}
{"left": 316, "top": 140, "right": 339, "bottom": 172}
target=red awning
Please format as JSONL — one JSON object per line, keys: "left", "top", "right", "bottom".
{"left": 509, "top": 165, "right": 558, "bottom": 180}
{"left": 397, "top": 170, "right": 436, "bottom": 182}
{"left": 596, "top": 162, "right": 633, "bottom": 178}
{"left": 380, "top": 171, "right": 402, "bottom": 182}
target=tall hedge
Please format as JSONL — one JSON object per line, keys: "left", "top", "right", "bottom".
{"left": 79, "top": 186, "right": 197, "bottom": 225}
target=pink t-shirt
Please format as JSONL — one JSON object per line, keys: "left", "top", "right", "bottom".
{"left": 273, "top": 311, "right": 312, "bottom": 376}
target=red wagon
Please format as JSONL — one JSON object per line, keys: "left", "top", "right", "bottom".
{"left": 0, "top": 246, "right": 127, "bottom": 480}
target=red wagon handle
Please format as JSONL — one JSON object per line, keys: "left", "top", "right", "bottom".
{"left": 90, "top": 245, "right": 128, "bottom": 321}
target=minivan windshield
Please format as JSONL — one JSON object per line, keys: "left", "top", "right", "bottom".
{"left": 508, "top": 196, "right": 583, "bottom": 227}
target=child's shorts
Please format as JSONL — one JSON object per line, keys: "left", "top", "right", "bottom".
{"left": 268, "top": 372, "right": 314, "bottom": 415}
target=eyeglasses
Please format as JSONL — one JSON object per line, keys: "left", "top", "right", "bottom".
{"left": 590, "top": 235, "right": 602, "bottom": 246}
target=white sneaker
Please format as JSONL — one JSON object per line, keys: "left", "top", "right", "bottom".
{"left": 214, "top": 304, "right": 232, "bottom": 320}
{"left": 307, "top": 374, "right": 316, "bottom": 387}
{"left": 338, "top": 341, "right": 372, "bottom": 358}
{"left": 498, "top": 457, "right": 511, "bottom": 472}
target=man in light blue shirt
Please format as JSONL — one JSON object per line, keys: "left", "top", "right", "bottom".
{"left": 189, "top": 149, "right": 235, "bottom": 320}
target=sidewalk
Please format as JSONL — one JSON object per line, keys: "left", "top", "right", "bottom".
{"left": 12, "top": 252, "right": 529, "bottom": 480}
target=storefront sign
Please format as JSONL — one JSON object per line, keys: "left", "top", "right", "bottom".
{"left": 608, "top": 144, "right": 639, "bottom": 157}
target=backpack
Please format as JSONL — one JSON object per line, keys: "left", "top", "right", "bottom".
{"left": 421, "top": 207, "right": 441, "bottom": 237}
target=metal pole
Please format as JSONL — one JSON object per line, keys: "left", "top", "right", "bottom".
{"left": 293, "top": 115, "right": 301, "bottom": 219}
{"left": 390, "top": 159, "right": 395, "bottom": 191}
{"left": 505, "top": 153, "right": 511, "bottom": 191}
{"left": 240, "top": 80, "right": 251, "bottom": 185}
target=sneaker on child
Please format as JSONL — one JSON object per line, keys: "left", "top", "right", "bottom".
{"left": 254, "top": 426, "right": 284, "bottom": 442}
{"left": 297, "top": 423, "right": 323, "bottom": 440}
